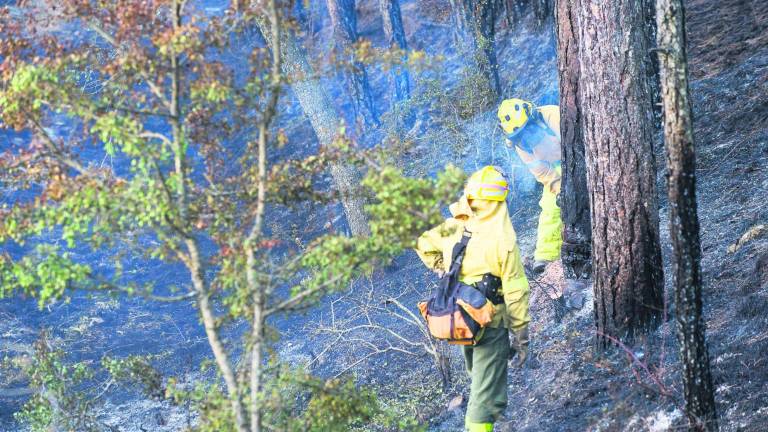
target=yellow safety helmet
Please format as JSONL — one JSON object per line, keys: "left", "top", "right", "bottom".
{"left": 497, "top": 98, "right": 535, "bottom": 137}
{"left": 465, "top": 166, "right": 509, "bottom": 202}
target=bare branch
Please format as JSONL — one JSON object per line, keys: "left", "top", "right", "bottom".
{"left": 139, "top": 132, "right": 173, "bottom": 147}
{"left": 26, "top": 114, "right": 89, "bottom": 175}
{"left": 265, "top": 275, "right": 345, "bottom": 317}
{"left": 87, "top": 24, "right": 172, "bottom": 111}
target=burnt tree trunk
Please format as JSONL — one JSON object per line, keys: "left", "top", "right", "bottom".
{"left": 555, "top": 0, "right": 591, "bottom": 281}
{"left": 451, "top": 0, "right": 501, "bottom": 99}
{"left": 293, "top": 0, "right": 310, "bottom": 32}
{"left": 656, "top": 0, "right": 718, "bottom": 429}
{"left": 501, "top": 0, "right": 552, "bottom": 29}
{"left": 645, "top": 0, "right": 663, "bottom": 129}
{"left": 532, "top": 0, "right": 553, "bottom": 29}
{"left": 501, "top": 0, "right": 523, "bottom": 27}
{"left": 327, "top": 0, "right": 380, "bottom": 126}
{"left": 254, "top": 17, "right": 371, "bottom": 237}
{"left": 577, "top": 0, "right": 664, "bottom": 348}
{"left": 379, "top": 0, "right": 410, "bottom": 102}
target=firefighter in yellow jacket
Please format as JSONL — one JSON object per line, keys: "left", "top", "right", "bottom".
{"left": 415, "top": 166, "right": 531, "bottom": 432}
{"left": 497, "top": 98, "right": 562, "bottom": 274}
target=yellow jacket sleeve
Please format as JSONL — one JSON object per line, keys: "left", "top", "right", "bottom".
{"left": 538, "top": 105, "right": 561, "bottom": 137}
{"left": 500, "top": 244, "right": 530, "bottom": 330}
{"left": 514, "top": 145, "right": 562, "bottom": 195}
{"left": 415, "top": 223, "right": 448, "bottom": 272}
{"left": 507, "top": 105, "right": 563, "bottom": 195}
{"left": 538, "top": 106, "right": 562, "bottom": 194}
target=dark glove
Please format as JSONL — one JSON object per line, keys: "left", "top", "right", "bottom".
{"left": 509, "top": 326, "right": 529, "bottom": 368}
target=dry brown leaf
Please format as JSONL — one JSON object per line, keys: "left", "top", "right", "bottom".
{"left": 728, "top": 224, "right": 768, "bottom": 253}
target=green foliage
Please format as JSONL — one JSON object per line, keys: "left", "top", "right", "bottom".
{"left": 165, "top": 364, "right": 408, "bottom": 432}
{"left": 166, "top": 379, "right": 237, "bottom": 432}
{"left": 0, "top": 3, "right": 470, "bottom": 431}
{"left": 362, "top": 378, "right": 447, "bottom": 432}
{"left": 0, "top": 63, "right": 59, "bottom": 121}
{"left": 259, "top": 364, "right": 423, "bottom": 432}
{"left": 0, "top": 245, "right": 90, "bottom": 308}
{"left": 454, "top": 68, "right": 496, "bottom": 119}
{"left": 297, "top": 163, "right": 464, "bottom": 310}
{"left": 102, "top": 355, "right": 165, "bottom": 400}
{"left": 294, "top": 377, "right": 379, "bottom": 431}
{"left": 90, "top": 113, "right": 144, "bottom": 157}
{"left": 379, "top": 76, "right": 475, "bottom": 165}
{"left": 14, "top": 335, "right": 98, "bottom": 432}
{"left": 364, "top": 164, "right": 465, "bottom": 248}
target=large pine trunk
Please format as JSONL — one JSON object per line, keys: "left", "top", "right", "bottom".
{"left": 577, "top": 0, "right": 664, "bottom": 348}
{"left": 555, "top": 0, "right": 590, "bottom": 281}
{"left": 254, "top": 18, "right": 371, "bottom": 237}
{"left": 656, "top": 0, "right": 718, "bottom": 429}
{"left": 326, "top": 0, "right": 380, "bottom": 126}
{"left": 379, "top": 0, "right": 410, "bottom": 102}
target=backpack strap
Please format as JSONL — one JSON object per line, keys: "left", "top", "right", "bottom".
{"left": 436, "top": 229, "right": 472, "bottom": 305}
{"left": 447, "top": 229, "right": 472, "bottom": 277}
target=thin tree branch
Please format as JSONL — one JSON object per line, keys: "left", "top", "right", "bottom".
{"left": 264, "top": 275, "right": 344, "bottom": 317}
{"left": 87, "top": 24, "right": 172, "bottom": 111}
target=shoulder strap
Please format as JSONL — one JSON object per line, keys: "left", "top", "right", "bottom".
{"left": 435, "top": 229, "right": 472, "bottom": 305}
{"left": 447, "top": 229, "right": 472, "bottom": 277}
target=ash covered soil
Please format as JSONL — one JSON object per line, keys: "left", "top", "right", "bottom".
{"left": 2, "top": 0, "right": 768, "bottom": 431}
{"left": 381, "top": 0, "right": 768, "bottom": 430}
{"left": 460, "top": 1, "right": 768, "bottom": 431}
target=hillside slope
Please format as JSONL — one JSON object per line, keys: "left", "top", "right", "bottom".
{"left": 1, "top": 0, "right": 766, "bottom": 431}
{"left": 429, "top": 1, "right": 768, "bottom": 430}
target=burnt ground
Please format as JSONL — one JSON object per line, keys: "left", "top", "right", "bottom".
{"left": 493, "top": 0, "right": 768, "bottom": 430}
{"left": 1, "top": 0, "right": 767, "bottom": 431}
{"left": 423, "top": 0, "right": 768, "bottom": 431}
{"left": 307, "top": 0, "right": 768, "bottom": 430}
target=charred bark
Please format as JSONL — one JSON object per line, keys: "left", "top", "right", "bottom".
{"left": 379, "top": 0, "right": 410, "bottom": 102}
{"left": 645, "top": 0, "right": 663, "bottom": 130}
{"left": 577, "top": 0, "right": 664, "bottom": 348}
{"left": 254, "top": 17, "right": 371, "bottom": 236}
{"left": 555, "top": 0, "right": 591, "bottom": 281}
{"left": 501, "top": 0, "right": 522, "bottom": 27}
{"left": 452, "top": 0, "right": 501, "bottom": 99}
{"left": 531, "top": 0, "right": 553, "bottom": 29}
{"left": 656, "top": 0, "right": 718, "bottom": 429}
{"left": 327, "top": 0, "right": 380, "bottom": 126}
{"left": 501, "top": 0, "right": 552, "bottom": 29}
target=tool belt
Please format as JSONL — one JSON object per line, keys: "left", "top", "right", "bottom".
{"left": 418, "top": 230, "right": 496, "bottom": 346}
{"left": 474, "top": 273, "right": 504, "bottom": 305}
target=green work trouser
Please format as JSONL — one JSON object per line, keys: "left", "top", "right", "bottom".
{"left": 462, "top": 326, "right": 511, "bottom": 424}
{"left": 534, "top": 186, "right": 563, "bottom": 262}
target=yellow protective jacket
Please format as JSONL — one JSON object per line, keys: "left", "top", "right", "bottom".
{"left": 511, "top": 105, "right": 562, "bottom": 195}
{"left": 414, "top": 195, "right": 530, "bottom": 331}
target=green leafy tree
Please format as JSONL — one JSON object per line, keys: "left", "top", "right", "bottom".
{"left": 0, "top": 1, "right": 463, "bottom": 431}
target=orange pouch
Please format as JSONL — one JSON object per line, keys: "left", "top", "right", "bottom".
{"left": 417, "top": 230, "right": 494, "bottom": 345}
{"left": 418, "top": 284, "right": 495, "bottom": 345}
